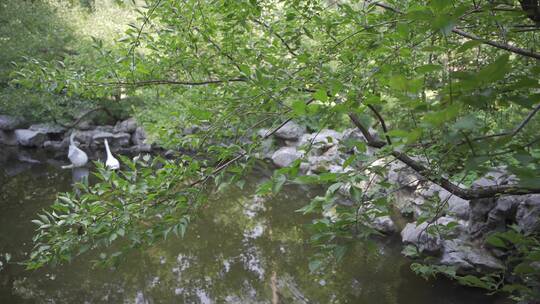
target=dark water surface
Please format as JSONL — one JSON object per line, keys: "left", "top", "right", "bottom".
{"left": 0, "top": 147, "right": 502, "bottom": 303}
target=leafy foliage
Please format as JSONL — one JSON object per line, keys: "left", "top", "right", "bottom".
{"left": 12, "top": 0, "right": 540, "bottom": 301}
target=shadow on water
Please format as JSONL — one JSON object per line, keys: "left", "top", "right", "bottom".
{"left": 0, "top": 147, "right": 507, "bottom": 304}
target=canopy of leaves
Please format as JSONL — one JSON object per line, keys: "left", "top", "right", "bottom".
{"left": 7, "top": 0, "right": 540, "bottom": 301}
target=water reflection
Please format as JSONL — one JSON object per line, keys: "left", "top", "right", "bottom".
{"left": 0, "top": 149, "right": 503, "bottom": 304}
{"left": 71, "top": 167, "right": 89, "bottom": 185}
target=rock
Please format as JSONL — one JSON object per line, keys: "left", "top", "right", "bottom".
{"left": 472, "top": 167, "right": 517, "bottom": 188}
{"left": 401, "top": 216, "right": 459, "bottom": 254}
{"left": 416, "top": 183, "right": 444, "bottom": 198}
{"left": 112, "top": 132, "right": 132, "bottom": 147}
{"left": 469, "top": 195, "right": 521, "bottom": 239}
{"left": 92, "top": 132, "right": 131, "bottom": 148}
{"left": 76, "top": 120, "right": 94, "bottom": 130}
{"left": 298, "top": 129, "right": 343, "bottom": 148}
{"left": 256, "top": 138, "right": 275, "bottom": 160}
{"left": 0, "top": 130, "right": 17, "bottom": 146}
{"left": 393, "top": 190, "right": 426, "bottom": 218}
{"left": 388, "top": 160, "right": 422, "bottom": 189}
{"left": 271, "top": 147, "right": 303, "bottom": 168}
{"left": 94, "top": 125, "right": 114, "bottom": 133}
{"left": 342, "top": 127, "right": 377, "bottom": 144}
{"left": 420, "top": 185, "right": 471, "bottom": 220}
{"left": 446, "top": 196, "right": 470, "bottom": 220}
{"left": 0, "top": 115, "right": 25, "bottom": 130}
{"left": 43, "top": 140, "right": 67, "bottom": 151}
{"left": 113, "top": 118, "right": 137, "bottom": 133}
{"left": 306, "top": 145, "right": 344, "bottom": 173}
{"left": 134, "top": 144, "right": 152, "bottom": 153}
{"left": 372, "top": 216, "right": 396, "bottom": 234}
{"left": 14, "top": 129, "right": 47, "bottom": 147}
{"left": 256, "top": 128, "right": 270, "bottom": 138}
{"left": 29, "top": 123, "right": 66, "bottom": 135}
{"left": 132, "top": 127, "right": 147, "bottom": 146}
{"left": 91, "top": 131, "right": 115, "bottom": 144}
{"left": 440, "top": 239, "right": 504, "bottom": 273}
{"left": 515, "top": 194, "right": 540, "bottom": 235}
{"left": 401, "top": 222, "right": 443, "bottom": 254}
{"left": 274, "top": 121, "right": 306, "bottom": 140}
{"left": 72, "top": 130, "right": 100, "bottom": 146}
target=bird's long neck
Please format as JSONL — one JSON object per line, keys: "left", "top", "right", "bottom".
{"left": 104, "top": 139, "right": 113, "bottom": 158}
{"left": 70, "top": 133, "right": 75, "bottom": 145}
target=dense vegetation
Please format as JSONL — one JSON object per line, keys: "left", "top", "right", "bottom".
{"left": 2, "top": 0, "right": 540, "bottom": 301}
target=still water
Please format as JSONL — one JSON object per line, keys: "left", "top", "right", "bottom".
{"left": 0, "top": 147, "right": 501, "bottom": 303}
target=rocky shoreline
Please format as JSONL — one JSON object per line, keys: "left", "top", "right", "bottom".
{"left": 257, "top": 121, "right": 540, "bottom": 277}
{"left": 0, "top": 115, "right": 153, "bottom": 156}
{"left": 2, "top": 115, "right": 539, "bottom": 278}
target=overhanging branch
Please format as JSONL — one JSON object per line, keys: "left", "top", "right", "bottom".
{"left": 85, "top": 78, "right": 247, "bottom": 87}
{"left": 348, "top": 113, "right": 540, "bottom": 200}
{"left": 371, "top": 1, "right": 540, "bottom": 60}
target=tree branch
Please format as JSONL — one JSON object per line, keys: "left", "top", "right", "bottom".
{"left": 348, "top": 112, "right": 540, "bottom": 200}
{"left": 252, "top": 19, "right": 298, "bottom": 57}
{"left": 85, "top": 78, "right": 247, "bottom": 87}
{"left": 371, "top": 1, "right": 540, "bottom": 60}
{"left": 471, "top": 103, "right": 540, "bottom": 142}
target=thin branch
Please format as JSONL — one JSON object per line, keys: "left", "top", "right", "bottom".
{"left": 451, "top": 28, "right": 540, "bottom": 60}
{"left": 85, "top": 78, "right": 247, "bottom": 87}
{"left": 252, "top": 19, "right": 298, "bottom": 57}
{"left": 471, "top": 103, "right": 540, "bottom": 142}
{"left": 367, "top": 104, "right": 392, "bottom": 145}
{"left": 371, "top": 2, "right": 540, "bottom": 60}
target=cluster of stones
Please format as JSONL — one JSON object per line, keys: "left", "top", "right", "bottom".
{"left": 0, "top": 115, "right": 152, "bottom": 154}
{"left": 259, "top": 121, "right": 540, "bottom": 276}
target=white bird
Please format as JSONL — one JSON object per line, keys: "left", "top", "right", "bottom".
{"left": 62, "top": 133, "right": 88, "bottom": 169}
{"left": 104, "top": 138, "right": 120, "bottom": 170}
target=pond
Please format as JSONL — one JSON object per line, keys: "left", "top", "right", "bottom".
{"left": 0, "top": 147, "right": 503, "bottom": 303}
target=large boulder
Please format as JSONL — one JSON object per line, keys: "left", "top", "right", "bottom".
{"left": 114, "top": 118, "right": 138, "bottom": 133}
{"left": 469, "top": 195, "right": 521, "bottom": 239}
{"left": 0, "top": 130, "right": 17, "bottom": 146}
{"left": 420, "top": 184, "right": 470, "bottom": 220}
{"left": 0, "top": 115, "right": 25, "bottom": 130}
{"left": 132, "top": 127, "right": 147, "bottom": 146}
{"left": 274, "top": 121, "right": 306, "bottom": 140}
{"left": 14, "top": 129, "right": 47, "bottom": 147}
{"left": 271, "top": 147, "right": 303, "bottom": 168}
{"left": 440, "top": 238, "right": 504, "bottom": 274}
{"left": 401, "top": 216, "right": 462, "bottom": 254}
{"left": 515, "top": 194, "right": 540, "bottom": 235}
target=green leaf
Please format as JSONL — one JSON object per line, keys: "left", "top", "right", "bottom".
{"left": 485, "top": 234, "right": 507, "bottom": 249}
{"left": 272, "top": 174, "right": 287, "bottom": 194}
{"left": 477, "top": 54, "right": 510, "bottom": 84}
{"left": 308, "top": 259, "right": 323, "bottom": 273}
{"left": 313, "top": 88, "right": 328, "bottom": 102}
{"left": 292, "top": 100, "right": 306, "bottom": 116}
